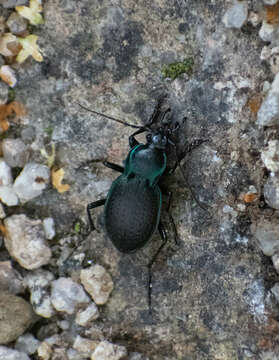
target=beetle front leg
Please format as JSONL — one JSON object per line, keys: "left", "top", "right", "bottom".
{"left": 129, "top": 128, "right": 146, "bottom": 148}
{"left": 103, "top": 161, "right": 124, "bottom": 173}
{"left": 147, "top": 221, "right": 168, "bottom": 313}
{"left": 87, "top": 199, "right": 106, "bottom": 232}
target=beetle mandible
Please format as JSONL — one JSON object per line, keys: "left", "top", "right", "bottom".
{"left": 79, "top": 98, "right": 205, "bottom": 310}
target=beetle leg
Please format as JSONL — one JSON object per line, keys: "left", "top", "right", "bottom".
{"left": 129, "top": 128, "right": 146, "bottom": 148}
{"left": 148, "top": 221, "right": 168, "bottom": 313}
{"left": 103, "top": 161, "right": 124, "bottom": 173}
{"left": 87, "top": 199, "right": 106, "bottom": 231}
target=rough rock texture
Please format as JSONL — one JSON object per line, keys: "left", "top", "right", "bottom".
{"left": 1, "top": 0, "right": 279, "bottom": 359}
{"left": 0, "top": 293, "right": 35, "bottom": 345}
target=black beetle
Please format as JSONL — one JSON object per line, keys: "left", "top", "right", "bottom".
{"left": 79, "top": 98, "right": 206, "bottom": 310}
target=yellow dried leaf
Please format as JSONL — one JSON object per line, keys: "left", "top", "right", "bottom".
{"left": 16, "top": 0, "right": 44, "bottom": 26}
{"left": 0, "top": 33, "right": 20, "bottom": 57}
{"left": 52, "top": 168, "right": 70, "bottom": 193}
{"left": 16, "top": 34, "right": 43, "bottom": 63}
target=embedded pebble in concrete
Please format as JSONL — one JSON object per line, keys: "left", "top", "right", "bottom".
{"left": 0, "top": 202, "right": 5, "bottom": 219}
{"left": 0, "top": 260, "right": 24, "bottom": 294}
{"left": 263, "top": 175, "right": 279, "bottom": 210}
{"left": 15, "top": 333, "right": 40, "bottom": 355}
{"left": 272, "top": 251, "right": 279, "bottom": 273}
{"left": 2, "top": 138, "right": 28, "bottom": 167}
{"left": 0, "top": 346, "right": 30, "bottom": 360}
{"left": 4, "top": 214, "right": 51, "bottom": 270}
{"left": 261, "top": 140, "right": 279, "bottom": 172}
{"left": 6, "top": 12, "right": 28, "bottom": 35}
{"left": 129, "top": 353, "right": 150, "bottom": 360}
{"left": 73, "top": 336, "right": 98, "bottom": 358}
{"left": 0, "top": 186, "right": 19, "bottom": 206}
{"left": 257, "top": 72, "right": 279, "bottom": 127}
{"left": 80, "top": 265, "right": 114, "bottom": 305}
{"left": 43, "top": 217, "right": 55, "bottom": 240}
{"left": 24, "top": 270, "right": 55, "bottom": 318}
{"left": 67, "top": 348, "right": 83, "bottom": 360}
{"left": 0, "top": 293, "right": 35, "bottom": 344}
{"left": 0, "top": 65, "right": 17, "bottom": 88}
{"left": 259, "top": 21, "right": 279, "bottom": 43}
{"left": 37, "top": 342, "right": 52, "bottom": 360}
{"left": 271, "top": 283, "right": 279, "bottom": 302}
{"left": 0, "top": 159, "right": 12, "bottom": 185}
{"left": 75, "top": 302, "right": 99, "bottom": 326}
{"left": 13, "top": 163, "right": 50, "bottom": 203}
{"left": 251, "top": 219, "right": 279, "bottom": 256}
{"left": 51, "top": 277, "right": 90, "bottom": 314}
{"left": 91, "top": 340, "right": 127, "bottom": 360}
{"left": 222, "top": 1, "right": 248, "bottom": 29}
{"left": 264, "top": 0, "right": 279, "bottom": 4}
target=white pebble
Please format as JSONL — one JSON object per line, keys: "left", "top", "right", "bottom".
{"left": 51, "top": 277, "right": 90, "bottom": 314}
{"left": 80, "top": 264, "right": 114, "bottom": 305}
{"left": 73, "top": 335, "right": 98, "bottom": 357}
{"left": 0, "top": 186, "right": 19, "bottom": 206}
{"left": 13, "top": 163, "right": 50, "bottom": 203}
{"left": 4, "top": 214, "right": 51, "bottom": 270}
{"left": 75, "top": 302, "right": 99, "bottom": 326}
{"left": 0, "top": 159, "right": 13, "bottom": 185}
{"left": 0, "top": 346, "right": 30, "bottom": 360}
{"left": 43, "top": 217, "right": 55, "bottom": 240}
{"left": 91, "top": 341, "right": 127, "bottom": 360}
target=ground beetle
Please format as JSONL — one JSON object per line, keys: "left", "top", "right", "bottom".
{"left": 79, "top": 98, "right": 206, "bottom": 311}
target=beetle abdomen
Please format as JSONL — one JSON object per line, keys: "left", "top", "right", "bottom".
{"left": 104, "top": 175, "right": 161, "bottom": 253}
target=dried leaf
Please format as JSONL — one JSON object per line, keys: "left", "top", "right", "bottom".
{"left": 51, "top": 168, "right": 70, "bottom": 193}
{"left": 16, "top": 0, "right": 44, "bottom": 26}
{"left": 16, "top": 34, "right": 43, "bottom": 63}
{"left": 0, "top": 222, "right": 6, "bottom": 236}
{"left": 243, "top": 193, "right": 258, "bottom": 203}
{"left": 40, "top": 143, "right": 56, "bottom": 168}
{"left": 0, "top": 101, "right": 26, "bottom": 132}
{"left": 266, "top": 3, "right": 279, "bottom": 24}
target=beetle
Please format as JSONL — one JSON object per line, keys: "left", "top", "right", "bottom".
{"left": 79, "top": 98, "right": 206, "bottom": 310}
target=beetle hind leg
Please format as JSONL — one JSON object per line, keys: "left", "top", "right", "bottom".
{"left": 103, "top": 161, "right": 124, "bottom": 173}
{"left": 87, "top": 199, "right": 106, "bottom": 232}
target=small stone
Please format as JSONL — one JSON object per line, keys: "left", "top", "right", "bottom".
{"left": 0, "top": 260, "right": 23, "bottom": 294}
{"left": 73, "top": 336, "right": 98, "bottom": 357}
{"left": 43, "top": 217, "right": 55, "bottom": 239}
{"left": 80, "top": 264, "right": 114, "bottom": 305}
{"left": 259, "top": 21, "right": 279, "bottom": 43}
{"left": 37, "top": 342, "right": 52, "bottom": 360}
{"left": 271, "top": 283, "right": 279, "bottom": 302}
{"left": 67, "top": 349, "right": 83, "bottom": 360}
{"left": 264, "top": 175, "right": 279, "bottom": 210}
{"left": 261, "top": 140, "right": 279, "bottom": 172}
{"left": 0, "top": 0, "right": 28, "bottom": 7}
{"left": 15, "top": 333, "right": 39, "bottom": 355}
{"left": 2, "top": 138, "right": 28, "bottom": 168}
{"left": 51, "top": 277, "right": 90, "bottom": 314}
{"left": 257, "top": 72, "right": 279, "bottom": 127}
{"left": 76, "top": 302, "right": 99, "bottom": 326}
{"left": 91, "top": 341, "right": 127, "bottom": 360}
{"left": 0, "top": 81, "right": 8, "bottom": 105}
{"left": 264, "top": 0, "right": 279, "bottom": 4}
{"left": 222, "top": 1, "right": 248, "bottom": 29}
{"left": 0, "top": 346, "right": 30, "bottom": 360}
{"left": 129, "top": 353, "right": 150, "bottom": 360}
{"left": 272, "top": 251, "right": 279, "bottom": 273}
{"left": 4, "top": 214, "right": 51, "bottom": 270}
{"left": 0, "top": 186, "right": 19, "bottom": 206}
{"left": 0, "top": 65, "right": 17, "bottom": 88}
{"left": 6, "top": 12, "right": 28, "bottom": 35}
{"left": 0, "top": 159, "right": 13, "bottom": 186}
{"left": 21, "top": 126, "right": 36, "bottom": 144}
{"left": 251, "top": 219, "right": 279, "bottom": 256}
{"left": 24, "top": 270, "right": 55, "bottom": 318}
{"left": 0, "top": 292, "right": 35, "bottom": 344}
{"left": 13, "top": 163, "right": 50, "bottom": 203}
{"left": 248, "top": 11, "right": 261, "bottom": 27}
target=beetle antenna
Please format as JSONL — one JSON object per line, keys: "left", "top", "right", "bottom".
{"left": 78, "top": 103, "right": 142, "bottom": 129}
